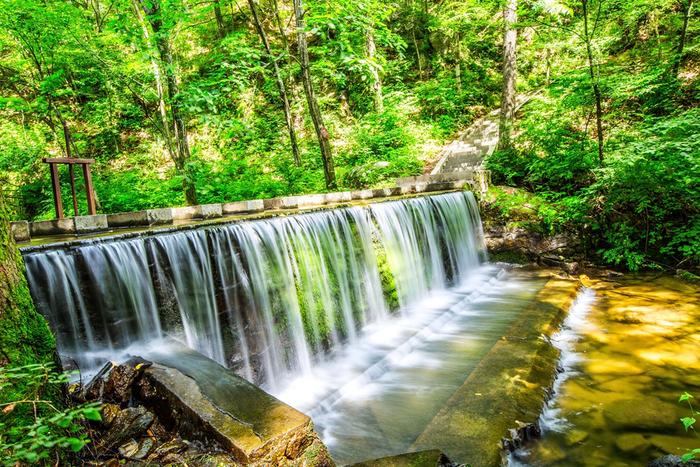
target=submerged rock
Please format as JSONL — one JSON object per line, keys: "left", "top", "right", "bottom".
{"left": 614, "top": 433, "right": 650, "bottom": 453}
{"left": 603, "top": 398, "right": 678, "bottom": 430}
{"left": 118, "top": 437, "right": 154, "bottom": 460}
{"left": 348, "top": 449, "right": 456, "bottom": 467}
{"left": 648, "top": 455, "right": 700, "bottom": 467}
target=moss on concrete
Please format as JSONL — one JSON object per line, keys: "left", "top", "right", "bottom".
{"left": 413, "top": 275, "right": 582, "bottom": 466}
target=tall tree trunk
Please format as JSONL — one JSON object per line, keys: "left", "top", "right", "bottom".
{"left": 293, "top": 0, "right": 336, "bottom": 188}
{"left": 139, "top": 0, "right": 198, "bottom": 205}
{"left": 671, "top": 0, "right": 693, "bottom": 78}
{"left": 0, "top": 190, "right": 57, "bottom": 369}
{"left": 498, "top": 0, "right": 518, "bottom": 150}
{"left": 582, "top": 0, "right": 604, "bottom": 165}
{"left": 248, "top": 0, "right": 301, "bottom": 165}
{"left": 213, "top": 1, "right": 226, "bottom": 39}
{"left": 366, "top": 29, "right": 384, "bottom": 113}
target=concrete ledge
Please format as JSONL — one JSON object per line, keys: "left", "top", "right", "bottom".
{"left": 171, "top": 206, "right": 198, "bottom": 221}
{"left": 351, "top": 189, "right": 374, "bottom": 200}
{"left": 10, "top": 221, "right": 30, "bottom": 243}
{"left": 75, "top": 215, "right": 108, "bottom": 234}
{"left": 146, "top": 208, "right": 173, "bottom": 226}
{"left": 413, "top": 276, "right": 582, "bottom": 465}
{"left": 222, "top": 200, "right": 264, "bottom": 215}
{"left": 199, "top": 204, "right": 223, "bottom": 219}
{"left": 107, "top": 211, "right": 149, "bottom": 228}
{"left": 296, "top": 193, "right": 326, "bottom": 208}
{"left": 324, "top": 191, "right": 352, "bottom": 204}
{"left": 30, "top": 218, "right": 76, "bottom": 237}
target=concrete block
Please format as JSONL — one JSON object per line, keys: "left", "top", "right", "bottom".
{"left": 324, "top": 191, "right": 352, "bottom": 204}
{"left": 199, "top": 204, "right": 223, "bottom": 219}
{"left": 171, "top": 206, "right": 198, "bottom": 221}
{"left": 414, "top": 182, "right": 428, "bottom": 193}
{"left": 398, "top": 185, "right": 414, "bottom": 195}
{"left": 296, "top": 194, "right": 326, "bottom": 208}
{"left": 279, "top": 196, "right": 300, "bottom": 209}
{"left": 30, "top": 218, "right": 76, "bottom": 237}
{"left": 424, "top": 182, "right": 454, "bottom": 193}
{"left": 222, "top": 200, "right": 264, "bottom": 215}
{"left": 395, "top": 176, "right": 416, "bottom": 186}
{"left": 10, "top": 221, "right": 30, "bottom": 243}
{"left": 263, "top": 198, "right": 283, "bottom": 210}
{"left": 371, "top": 188, "right": 393, "bottom": 198}
{"left": 351, "top": 189, "right": 374, "bottom": 200}
{"left": 146, "top": 208, "right": 173, "bottom": 226}
{"left": 75, "top": 215, "right": 109, "bottom": 234}
{"left": 107, "top": 211, "right": 149, "bottom": 228}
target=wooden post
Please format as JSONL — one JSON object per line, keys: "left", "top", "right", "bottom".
{"left": 49, "top": 162, "right": 64, "bottom": 219}
{"left": 43, "top": 158, "right": 96, "bottom": 219}
{"left": 69, "top": 165, "right": 79, "bottom": 217}
{"left": 82, "top": 163, "right": 96, "bottom": 215}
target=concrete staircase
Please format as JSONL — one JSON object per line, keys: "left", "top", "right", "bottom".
{"left": 396, "top": 95, "right": 531, "bottom": 192}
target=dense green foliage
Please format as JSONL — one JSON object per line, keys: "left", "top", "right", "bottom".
{"left": 0, "top": 0, "right": 698, "bottom": 270}
{"left": 0, "top": 364, "right": 101, "bottom": 466}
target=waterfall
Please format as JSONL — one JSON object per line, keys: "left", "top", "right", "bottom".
{"left": 23, "top": 192, "right": 485, "bottom": 390}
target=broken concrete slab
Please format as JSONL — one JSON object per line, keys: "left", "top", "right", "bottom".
{"left": 138, "top": 342, "right": 333, "bottom": 466}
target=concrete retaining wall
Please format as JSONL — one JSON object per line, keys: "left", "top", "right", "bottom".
{"left": 11, "top": 179, "right": 478, "bottom": 244}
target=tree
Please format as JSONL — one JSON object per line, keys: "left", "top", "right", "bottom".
{"left": 581, "top": 0, "right": 604, "bottom": 164}
{"left": 293, "top": 0, "right": 336, "bottom": 189}
{"left": 247, "top": 0, "right": 301, "bottom": 165}
{"left": 138, "top": 0, "right": 198, "bottom": 205}
{"left": 499, "top": 0, "right": 518, "bottom": 150}
{"left": 0, "top": 188, "right": 56, "bottom": 371}
{"left": 366, "top": 28, "right": 384, "bottom": 113}
{"left": 671, "top": 0, "right": 694, "bottom": 78}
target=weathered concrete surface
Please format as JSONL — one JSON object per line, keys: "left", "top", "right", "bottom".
{"left": 223, "top": 199, "right": 265, "bottom": 215}
{"left": 146, "top": 208, "right": 173, "bottom": 225}
{"left": 107, "top": 211, "right": 149, "bottom": 228}
{"left": 29, "top": 218, "right": 76, "bottom": 236}
{"left": 10, "top": 221, "right": 30, "bottom": 243}
{"left": 75, "top": 214, "right": 109, "bottom": 234}
{"left": 199, "top": 203, "right": 223, "bottom": 219}
{"left": 172, "top": 206, "right": 199, "bottom": 221}
{"left": 139, "top": 343, "right": 333, "bottom": 466}
{"left": 324, "top": 192, "right": 352, "bottom": 204}
{"left": 413, "top": 276, "right": 582, "bottom": 466}
{"left": 349, "top": 449, "right": 454, "bottom": 467}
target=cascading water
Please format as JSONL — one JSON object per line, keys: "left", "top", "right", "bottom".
{"left": 23, "top": 192, "right": 486, "bottom": 392}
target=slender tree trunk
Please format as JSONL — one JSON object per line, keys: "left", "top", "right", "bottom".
{"left": 139, "top": 0, "right": 198, "bottom": 205}
{"left": 293, "top": 0, "right": 336, "bottom": 188}
{"left": 213, "top": 1, "right": 226, "bottom": 39}
{"left": 366, "top": 29, "right": 384, "bottom": 113}
{"left": 248, "top": 0, "right": 301, "bottom": 165}
{"left": 0, "top": 189, "right": 57, "bottom": 368}
{"left": 498, "top": 0, "right": 518, "bottom": 150}
{"left": 671, "top": 0, "right": 693, "bottom": 78}
{"left": 582, "top": 0, "right": 604, "bottom": 165}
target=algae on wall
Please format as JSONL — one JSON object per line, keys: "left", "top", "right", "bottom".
{"left": 0, "top": 189, "right": 58, "bottom": 398}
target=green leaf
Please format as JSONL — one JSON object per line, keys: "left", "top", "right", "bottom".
{"left": 680, "top": 392, "right": 694, "bottom": 403}
{"left": 82, "top": 407, "right": 102, "bottom": 422}
{"left": 681, "top": 417, "right": 696, "bottom": 431}
{"left": 65, "top": 437, "right": 86, "bottom": 452}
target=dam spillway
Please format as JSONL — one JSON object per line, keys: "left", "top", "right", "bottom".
{"left": 23, "top": 191, "right": 486, "bottom": 392}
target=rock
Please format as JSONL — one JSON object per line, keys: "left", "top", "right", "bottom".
{"left": 603, "top": 398, "right": 679, "bottom": 430}
{"left": 103, "top": 357, "right": 151, "bottom": 404}
{"left": 563, "top": 261, "right": 580, "bottom": 275}
{"left": 96, "top": 406, "right": 154, "bottom": 452}
{"left": 149, "top": 437, "right": 189, "bottom": 459}
{"left": 101, "top": 403, "right": 121, "bottom": 427}
{"left": 136, "top": 342, "right": 333, "bottom": 465}
{"left": 648, "top": 434, "right": 700, "bottom": 455}
{"left": 649, "top": 455, "right": 700, "bottom": 467}
{"left": 348, "top": 449, "right": 454, "bottom": 467}
{"left": 565, "top": 429, "right": 589, "bottom": 446}
{"left": 82, "top": 361, "right": 115, "bottom": 401}
{"left": 615, "top": 433, "right": 650, "bottom": 453}
{"left": 118, "top": 437, "right": 154, "bottom": 460}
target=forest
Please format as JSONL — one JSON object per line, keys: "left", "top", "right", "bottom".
{"left": 0, "top": 0, "right": 698, "bottom": 271}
